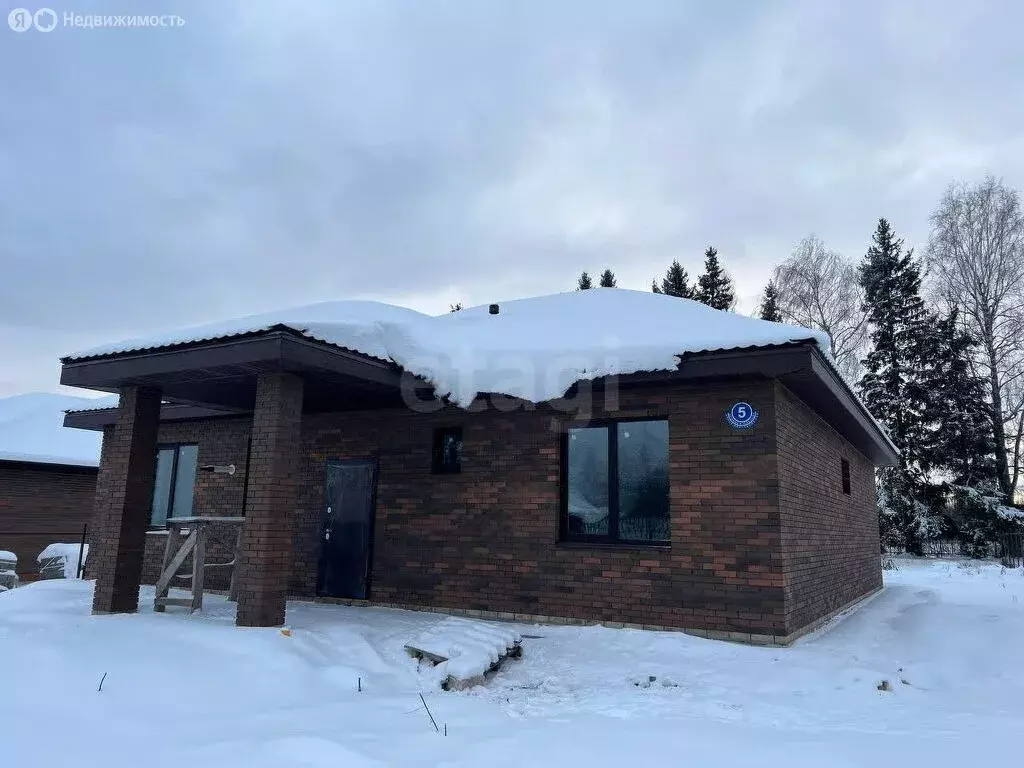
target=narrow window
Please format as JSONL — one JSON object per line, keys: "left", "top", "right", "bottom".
{"left": 150, "top": 444, "right": 199, "bottom": 527}
{"left": 563, "top": 420, "right": 669, "bottom": 544}
{"left": 432, "top": 427, "right": 463, "bottom": 474}
{"left": 841, "top": 458, "right": 851, "bottom": 495}
{"left": 566, "top": 427, "right": 610, "bottom": 536}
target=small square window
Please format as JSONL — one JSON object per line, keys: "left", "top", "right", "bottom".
{"left": 841, "top": 458, "right": 851, "bottom": 495}
{"left": 432, "top": 427, "right": 462, "bottom": 474}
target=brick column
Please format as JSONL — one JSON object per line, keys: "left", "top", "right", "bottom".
{"left": 82, "top": 425, "right": 114, "bottom": 581}
{"left": 235, "top": 372, "right": 304, "bottom": 627}
{"left": 91, "top": 386, "right": 161, "bottom": 614}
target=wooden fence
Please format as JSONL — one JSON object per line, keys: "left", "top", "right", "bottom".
{"left": 885, "top": 534, "right": 1023, "bottom": 567}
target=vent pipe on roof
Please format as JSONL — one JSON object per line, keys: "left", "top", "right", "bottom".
{"left": 489, "top": 304, "right": 500, "bottom": 315}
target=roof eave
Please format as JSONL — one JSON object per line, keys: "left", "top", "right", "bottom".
{"left": 805, "top": 347, "right": 899, "bottom": 466}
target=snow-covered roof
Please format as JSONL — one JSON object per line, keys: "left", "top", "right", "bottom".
{"left": 0, "top": 393, "right": 110, "bottom": 467}
{"left": 63, "top": 395, "right": 120, "bottom": 413}
{"left": 67, "top": 289, "right": 833, "bottom": 408}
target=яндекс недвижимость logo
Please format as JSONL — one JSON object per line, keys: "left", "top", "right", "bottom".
{"left": 8, "top": 7, "right": 57, "bottom": 32}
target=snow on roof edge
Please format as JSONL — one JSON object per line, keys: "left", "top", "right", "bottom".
{"left": 58, "top": 290, "right": 897, "bottom": 456}
{"left": 0, "top": 451, "right": 99, "bottom": 468}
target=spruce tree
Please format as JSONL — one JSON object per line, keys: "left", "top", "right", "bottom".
{"left": 651, "top": 279, "right": 662, "bottom": 293}
{"left": 449, "top": 303, "right": 463, "bottom": 313}
{"left": 695, "top": 247, "right": 736, "bottom": 310}
{"left": 858, "top": 218, "right": 934, "bottom": 553}
{"left": 659, "top": 260, "right": 693, "bottom": 298}
{"left": 921, "top": 310, "right": 998, "bottom": 489}
{"left": 759, "top": 281, "right": 782, "bottom": 322}
{"left": 858, "top": 219, "right": 932, "bottom": 462}
{"left": 599, "top": 269, "right": 617, "bottom": 287}
{"left": 577, "top": 271, "right": 593, "bottom": 290}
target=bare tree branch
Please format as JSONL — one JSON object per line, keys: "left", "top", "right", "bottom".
{"left": 772, "top": 235, "right": 868, "bottom": 383}
{"left": 927, "top": 175, "right": 1024, "bottom": 500}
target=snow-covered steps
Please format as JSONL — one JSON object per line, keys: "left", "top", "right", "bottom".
{"left": 405, "top": 616, "right": 522, "bottom": 690}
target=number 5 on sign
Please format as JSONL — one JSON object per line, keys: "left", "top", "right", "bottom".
{"left": 725, "top": 401, "right": 759, "bottom": 430}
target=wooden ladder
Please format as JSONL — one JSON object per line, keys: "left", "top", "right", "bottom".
{"left": 153, "top": 517, "right": 244, "bottom": 614}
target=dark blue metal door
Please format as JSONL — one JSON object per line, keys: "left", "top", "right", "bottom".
{"left": 316, "top": 459, "right": 378, "bottom": 599}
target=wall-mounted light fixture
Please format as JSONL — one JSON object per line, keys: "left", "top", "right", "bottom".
{"left": 200, "top": 464, "right": 236, "bottom": 475}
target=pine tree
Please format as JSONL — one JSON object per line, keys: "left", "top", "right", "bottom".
{"left": 659, "top": 260, "right": 693, "bottom": 298}
{"left": 759, "top": 281, "right": 782, "bottom": 322}
{"left": 577, "top": 271, "right": 593, "bottom": 290}
{"left": 651, "top": 279, "right": 662, "bottom": 293}
{"left": 695, "top": 247, "right": 736, "bottom": 310}
{"left": 858, "top": 218, "right": 935, "bottom": 553}
{"left": 599, "top": 269, "right": 617, "bottom": 287}
{"left": 858, "top": 219, "right": 932, "bottom": 462}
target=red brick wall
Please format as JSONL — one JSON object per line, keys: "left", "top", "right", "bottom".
{"left": 0, "top": 461, "right": 97, "bottom": 579}
{"left": 775, "top": 383, "right": 882, "bottom": 634}
{"left": 119, "top": 377, "right": 882, "bottom": 638}
{"left": 293, "top": 379, "right": 788, "bottom": 636}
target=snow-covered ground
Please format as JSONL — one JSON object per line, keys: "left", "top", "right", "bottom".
{"left": 0, "top": 559, "right": 1021, "bottom": 767}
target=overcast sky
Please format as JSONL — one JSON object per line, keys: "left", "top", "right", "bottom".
{"left": 2, "top": 0, "right": 1023, "bottom": 397}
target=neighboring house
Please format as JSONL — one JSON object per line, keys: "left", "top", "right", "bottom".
{"left": 0, "top": 393, "right": 110, "bottom": 580}
{"left": 61, "top": 289, "right": 897, "bottom": 644}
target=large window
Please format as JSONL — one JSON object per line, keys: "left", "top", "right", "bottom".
{"left": 150, "top": 444, "right": 198, "bottom": 527}
{"left": 562, "top": 419, "right": 670, "bottom": 544}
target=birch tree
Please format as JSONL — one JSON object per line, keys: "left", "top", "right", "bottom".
{"left": 927, "top": 176, "right": 1024, "bottom": 501}
{"left": 772, "top": 235, "right": 868, "bottom": 382}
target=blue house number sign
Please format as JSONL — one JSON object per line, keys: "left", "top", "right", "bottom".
{"left": 725, "top": 401, "right": 759, "bottom": 430}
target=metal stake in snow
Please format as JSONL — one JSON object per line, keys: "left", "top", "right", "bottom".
{"left": 418, "top": 693, "right": 439, "bottom": 733}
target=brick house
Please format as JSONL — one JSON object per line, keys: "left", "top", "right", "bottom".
{"left": 60, "top": 290, "right": 897, "bottom": 644}
{"left": 0, "top": 393, "right": 105, "bottom": 580}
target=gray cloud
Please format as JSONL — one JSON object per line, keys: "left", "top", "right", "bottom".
{"left": 1, "top": 0, "right": 1023, "bottom": 395}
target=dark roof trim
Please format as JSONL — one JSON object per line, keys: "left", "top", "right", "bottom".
{"left": 61, "top": 323, "right": 389, "bottom": 364}
{"left": 598, "top": 342, "right": 897, "bottom": 465}
{"left": 64, "top": 403, "right": 246, "bottom": 432}
{"left": 0, "top": 457, "right": 99, "bottom": 473}
{"left": 60, "top": 327, "right": 404, "bottom": 391}
{"left": 808, "top": 346, "right": 898, "bottom": 462}
{"left": 59, "top": 331, "right": 897, "bottom": 466}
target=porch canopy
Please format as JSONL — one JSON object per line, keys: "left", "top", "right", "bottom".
{"left": 60, "top": 325, "right": 410, "bottom": 414}
{"left": 59, "top": 326, "right": 425, "bottom": 629}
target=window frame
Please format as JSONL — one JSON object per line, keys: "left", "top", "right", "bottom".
{"left": 841, "top": 458, "right": 851, "bottom": 495}
{"left": 150, "top": 443, "right": 199, "bottom": 528}
{"left": 559, "top": 417, "right": 670, "bottom": 547}
{"left": 431, "top": 426, "right": 463, "bottom": 475}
